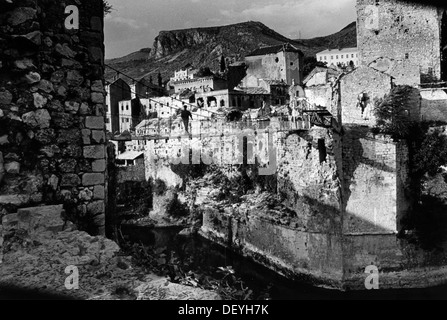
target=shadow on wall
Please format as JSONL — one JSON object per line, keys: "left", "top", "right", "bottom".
{"left": 341, "top": 126, "right": 405, "bottom": 234}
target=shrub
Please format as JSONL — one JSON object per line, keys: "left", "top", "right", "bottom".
{"left": 166, "top": 193, "right": 189, "bottom": 217}
{"left": 373, "top": 85, "right": 417, "bottom": 139}
{"left": 153, "top": 178, "right": 167, "bottom": 196}
{"left": 411, "top": 127, "right": 447, "bottom": 179}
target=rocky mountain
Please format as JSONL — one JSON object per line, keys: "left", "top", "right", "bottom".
{"left": 105, "top": 21, "right": 357, "bottom": 86}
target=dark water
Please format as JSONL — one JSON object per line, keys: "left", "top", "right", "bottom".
{"left": 120, "top": 224, "right": 447, "bottom": 300}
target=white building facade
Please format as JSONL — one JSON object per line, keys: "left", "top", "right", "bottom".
{"left": 170, "top": 68, "right": 197, "bottom": 82}
{"left": 118, "top": 100, "right": 134, "bottom": 133}
{"left": 316, "top": 47, "right": 359, "bottom": 67}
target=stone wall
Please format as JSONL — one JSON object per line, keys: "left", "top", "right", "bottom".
{"left": 276, "top": 128, "right": 343, "bottom": 234}
{"left": 305, "top": 85, "right": 332, "bottom": 109}
{"left": 144, "top": 123, "right": 277, "bottom": 188}
{"left": 342, "top": 126, "right": 412, "bottom": 234}
{"left": 339, "top": 66, "right": 393, "bottom": 126}
{"left": 356, "top": 0, "right": 444, "bottom": 83}
{"left": 0, "top": 0, "right": 107, "bottom": 234}
{"left": 201, "top": 210, "right": 345, "bottom": 287}
{"left": 243, "top": 50, "right": 302, "bottom": 87}
{"left": 143, "top": 120, "right": 447, "bottom": 289}
{"left": 144, "top": 124, "right": 346, "bottom": 285}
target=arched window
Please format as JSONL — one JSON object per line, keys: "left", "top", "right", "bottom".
{"left": 220, "top": 99, "right": 225, "bottom": 107}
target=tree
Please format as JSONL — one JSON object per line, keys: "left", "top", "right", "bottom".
{"left": 303, "top": 56, "right": 327, "bottom": 78}
{"left": 103, "top": 1, "right": 113, "bottom": 16}
{"left": 196, "top": 67, "right": 213, "bottom": 77}
{"left": 373, "top": 85, "right": 417, "bottom": 138}
{"left": 157, "top": 72, "right": 162, "bottom": 87}
{"left": 220, "top": 55, "right": 226, "bottom": 73}
{"left": 412, "top": 128, "right": 447, "bottom": 178}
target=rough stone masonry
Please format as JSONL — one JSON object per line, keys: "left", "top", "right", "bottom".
{"left": 0, "top": 0, "right": 107, "bottom": 235}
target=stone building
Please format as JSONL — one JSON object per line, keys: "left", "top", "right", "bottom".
{"left": 304, "top": 66, "right": 341, "bottom": 108}
{"left": 130, "top": 78, "right": 165, "bottom": 99}
{"left": 170, "top": 67, "right": 197, "bottom": 82}
{"left": 116, "top": 151, "right": 144, "bottom": 167}
{"left": 105, "top": 78, "right": 131, "bottom": 134}
{"left": 338, "top": 65, "right": 422, "bottom": 126}
{"left": 140, "top": 97, "right": 182, "bottom": 119}
{"left": 242, "top": 43, "right": 304, "bottom": 87}
{"left": 172, "top": 76, "right": 227, "bottom": 94}
{"left": 117, "top": 98, "right": 143, "bottom": 132}
{"left": 356, "top": 0, "right": 447, "bottom": 84}
{"left": 339, "top": 65, "right": 394, "bottom": 126}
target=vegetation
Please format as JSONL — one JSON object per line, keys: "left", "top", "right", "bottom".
{"left": 152, "top": 178, "right": 167, "bottom": 196}
{"left": 166, "top": 192, "right": 189, "bottom": 218}
{"left": 220, "top": 55, "right": 226, "bottom": 73}
{"left": 373, "top": 86, "right": 447, "bottom": 236}
{"left": 408, "top": 124, "right": 447, "bottom": 181}
{"left": 121, "top": 241, "right": 256, "bottom": 300}
{"left": 373, "top": 85, "right": 447, "bottom": 181}
{"left": 303, "top": 56, "right": 327, "bottom": 78}
{"left": 116, "top": 180, "right": 152, "bottom": 217}
{"left": 373, "top": 85, "right": 418, "bottom": 139}
{"left": 103, "top": 1, "right": 113, "bottom": 16}
{"left": 196, "top": 67, "right": 214, "bottom": 78}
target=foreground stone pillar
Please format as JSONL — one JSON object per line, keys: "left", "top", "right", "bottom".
{"left": 0, "top": 0, "right": 106, "bottom": 235}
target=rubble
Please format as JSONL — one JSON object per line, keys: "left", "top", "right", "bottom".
{"left": 0, "top": 205, "right": 221, "bottom": 300}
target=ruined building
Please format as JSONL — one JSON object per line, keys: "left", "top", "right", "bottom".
{"left": 140, "top": 1, "right": 447, "bottom": 290}
{"left": 357, "top": 0, "right": 447, "bottom": 85}
{"left": 242, "top": 43, "right": 304, "bottom": 88}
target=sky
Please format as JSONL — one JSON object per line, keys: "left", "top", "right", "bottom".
{"left": 104, "top": 0, "right": 357, "bottom": 59}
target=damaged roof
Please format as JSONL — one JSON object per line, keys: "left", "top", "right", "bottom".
{"left": 117, "top": 151, "right": 144, "bottom": 160}
{"left": 246, "top": 43, "right": 303, "bottom": 57}
{"left": 235, "top": 87, "right": 270, "bottom": 95}
{"left": 303, "top": 66, "right": 341, "bottom": 85}
{"left": 317, "top": 47, "right": 358, "bottom": 54}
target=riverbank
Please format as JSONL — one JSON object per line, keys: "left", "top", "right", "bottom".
{"left": 0, "top": 205, "right": 220, "bottom": 300}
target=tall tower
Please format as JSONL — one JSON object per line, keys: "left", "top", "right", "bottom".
{"left": 356, "top": 0, "right": 447, "bottom": 84}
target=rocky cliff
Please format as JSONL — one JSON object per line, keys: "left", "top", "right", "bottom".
{"left": 105, "top": 21, "right": 357, "bottom": 85}
{"left": 150, "top": 21, "right": 292, "bottom": 59}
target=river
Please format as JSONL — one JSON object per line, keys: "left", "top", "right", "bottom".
{"left": 120, "top": 224, "right": 447, "bottom": 300}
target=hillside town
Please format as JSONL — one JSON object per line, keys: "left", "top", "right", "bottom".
{"left": 1, "top": 0, "right": 447, "bottom": 303}
{"left": 106, "top": 2, "right": 445, "bottom": 163}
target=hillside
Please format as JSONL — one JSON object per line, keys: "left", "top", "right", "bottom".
{"left": 295, "top": 22, "right": 357, "bottom": 55}
{"left": 105, "top": 21, "right": 357, "bottom": 85}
